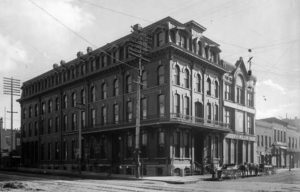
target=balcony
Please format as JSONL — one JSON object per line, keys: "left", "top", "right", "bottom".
{"left": 82, "top": 113, "right": 230, "bottom": 134}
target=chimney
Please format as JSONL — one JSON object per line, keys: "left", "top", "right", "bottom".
{"left": 77, "top": 51, "right": 84, "bottom": 58}
{"left": 60, "top": 60, "right": 66, "bottom": 66}
{"left": 87, "top": 47, "right": 93, "bottom": 54}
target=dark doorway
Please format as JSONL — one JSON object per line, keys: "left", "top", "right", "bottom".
{"left": 238, "top": 140, "right": 243, "bottom": 164}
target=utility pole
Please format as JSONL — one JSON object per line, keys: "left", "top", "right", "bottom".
{"left": 129, "top": 24, "right": 151, "bottom": 178}
{"left": 0, "top": 117, "right": 2, "bottom": 164}
{"left": 3, "top": 77, "right": 21, "bottom": 153}
{"left": 75, "top": 103, "right": 85, "bottom": 174}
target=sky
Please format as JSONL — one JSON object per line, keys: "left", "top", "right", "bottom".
{"left": 0, "top": 0, "right": 299, "bottom": 129}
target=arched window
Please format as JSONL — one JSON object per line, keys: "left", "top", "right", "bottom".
{"left": 158, "top": 65, "right": 164, "bottom": 85}
{"left": 141, "top": 70, "right": 147, "bottom": 89}
{"left": 126, "top": 75, "right": 132, "bottom": 93}
{"left": 236, "top": 75, "right": 244, "bottom": 104}
{"left": 101, "top": 82, "right": 107, "bottom": 99}
{"left": 206, "top": 78, "right": 211, "bottom": 95}
{"left": 71, "top": 92, "right": 76, "bottom": 107}
{"left": 174, "top": 65, "right": 180, "bottom": 85}
{"left": 215, "top": 81, "right": 219, "bottom": 98}
{"left": 91, "top": 86, "right": 95, "bottom": 102}
{"left": 113, "top": 79, "right": 119, "bottom": 96}
{"left": 184, "top": 69, "right": 189, "bottom": 88}
{"left": 196, "top": 74, "right": 202, "bottom": 92}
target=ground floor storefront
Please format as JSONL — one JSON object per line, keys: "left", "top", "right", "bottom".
{"left": 22, "top": 124, "right": 257, "bottom": 176}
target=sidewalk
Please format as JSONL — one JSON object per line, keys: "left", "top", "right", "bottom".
{"left": 1, "top": 167, "right": 209, "bottom": 184}
{"left": 141, "top": 175, "right": 210, "bottom": 184}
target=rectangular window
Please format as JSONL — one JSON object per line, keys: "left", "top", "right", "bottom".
{"left": 141, "top": 132, "right": 148, "bottom": 158}
{"left": 174, "top": 94, "right": 180, "bottom": 115}
{"left": 274, "top": 130, "right": 276, "bottom": 142}
{"left": 55, "top": 117, "right": 59, "bottom": 132}
{"left": 215, "top": 105, "right": 219, "bottom": 121}
{"left": 126, "top": 134, "right": 133, "bottom": 158}
{"left": 81, "top": 111, "right": 86, "bottom": 128}
{"left": 113, "top": 104, "right": 119, "bottom": 123}
{"left": 257, "top": 135, "right": 260, "bottom": 146}
{"left": 247, "top": 115, "right": 253, "bottom": 134}
{"left": 55, "top": 141, "right": 59, "bottom": 160}
{"left": 101, "top": 107, "right": 107, "bottom": 125}
{"left": 141, "top": 98, "right": 147, "bottom": 120}
{"left": 63, "top": 115, "right": 68, "bottom": 131}
{"left": 265, "top": 136, "right": 268, "bottom": 147}
{"left": 225, "top": 84, "right": 232, "bottom": 100}
{"left": 158, "top": 131, "right": 165, "bottom": 157}
{"left": 159, "top": 94, "right": 165, "bottom": 117}
{"left": 237, "top": 87, "right": 243, "bottom": 104}
{"left": 72, "top": 113, "right": 77, "bottom": 130}
{"left": 247, "top": 91, "right": 254, "bottom": 107}
{"left": 269, "top": 136, "right": 271, "bottom": 147}
{"left": 261, "top": 135, "right": 264, "bottom": 146}
{"left": 91, "top": 109, "right": 96, "bottom": 126}
{"left": 184, "top": 96, "right": 189, "bottom": 116}
{"left": 127, "top": 101, "right": 133, "bottom": 122}
{"left": 225, "top": 108, "right": 232, "bottom": 129}
{"left": 48, "top": 119, "right": 52, "bottom": 134}
{"left": 42, "top": 102, "right": 45, "bottom": 115}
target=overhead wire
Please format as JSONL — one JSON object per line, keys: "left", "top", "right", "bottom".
{"left": 27, "top": 0, "right": 299, "bottom": 75}
{"left": 77, "top": 0, "right": 152, "bottom": 23}
{"left": 27, "top": 0, "right": 139, "bottom": 71}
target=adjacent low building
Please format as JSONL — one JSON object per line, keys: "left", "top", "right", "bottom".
{"left": 19, "top": 17, "right": 256, "bottom": 176}
{"left": 256, "top": 117, "right": 300, "bottom": 168}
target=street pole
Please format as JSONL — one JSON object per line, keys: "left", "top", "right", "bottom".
{"left": 0, "top": 118, "right": 2, "bottom": 165}
{"left": 135, "top": 57, "right": 141, "bottom": 178}
{"left": 78, "top": 110, "right": 82, "bottom": 174}
{"left": 3, "top": 77, "right": 21, "bottom": 153}
{"left": 129, "top": 24, "right": 151, "bottom": 178}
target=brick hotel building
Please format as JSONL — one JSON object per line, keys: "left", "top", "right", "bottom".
{"left": 19, "top": 17, "right": 256, "bottom": 176}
